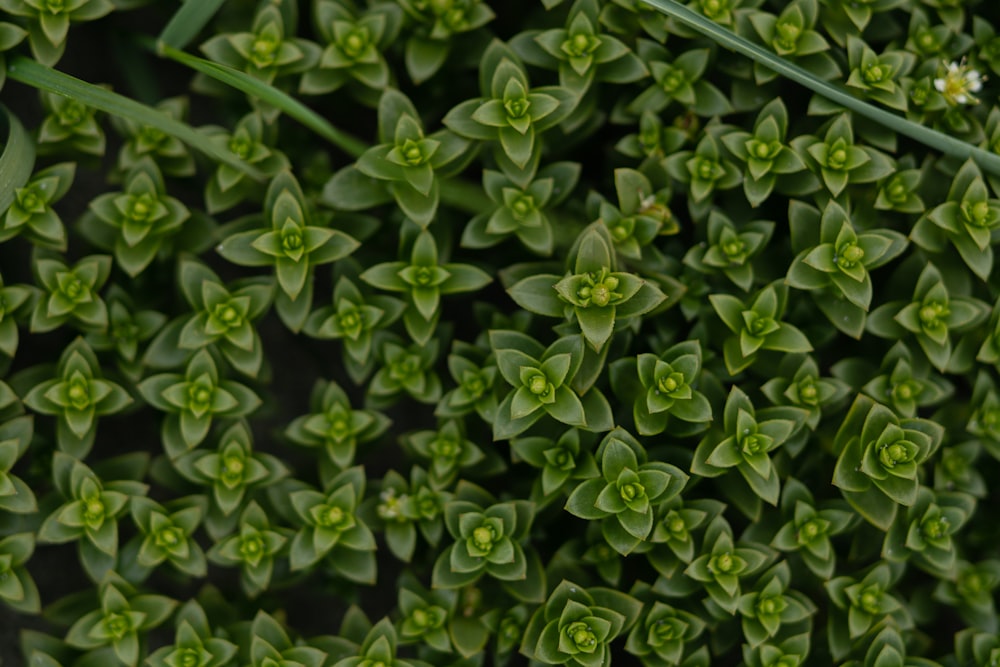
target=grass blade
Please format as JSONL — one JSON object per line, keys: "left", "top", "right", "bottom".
{"left": 0, "top": 105, "right": 36, "bottom": 215}
{"left": 159, "top": 0, "right": 227, "bottom": 51}
{"left": 638, "top": 0, "right": 1000, "bottom": 176}
{"left": 156, "top": 42, "right": 369, "bottom": 159}
{"left": 7, "top": 56, "right": 263, "bottom": 180}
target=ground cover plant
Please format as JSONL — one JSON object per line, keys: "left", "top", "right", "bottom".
{"left": 1, "top": 0, "right": 1000, "bottom": 665}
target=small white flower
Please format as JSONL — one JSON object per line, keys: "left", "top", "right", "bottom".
{"left": 934, "top": 59, "right": 985, "bottom": 105}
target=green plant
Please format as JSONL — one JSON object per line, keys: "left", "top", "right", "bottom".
{"left": 3, "top": 0, "right": 1000, "bottom": 666}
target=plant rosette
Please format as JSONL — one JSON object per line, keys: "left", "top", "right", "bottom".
{"left": 36, "top": 89, "right": 106, "bottom": 155}
{"left": 401, "top": 419, "right": 486, "bottom": 490}
{"left": 933, "top": 560, "right": 1000, "bottom": 632}
{"left": 683, "top": 210, "right": 775, "bottom": 291}
{"left": 443, "top": 40, "right": 576, "bottom": 184}
{"left": 851, "top": 341, "right": 954, "bottom": 418}
{"left": 965, "top": 370, "right": 1000, "bottom": 462}
{"left": 82, "top": 158, "right": 191, "bottom": 277}
{"left": 0, "top": 415, "right": 38, "bottom": 515}
{"left": 436, "top": 340, "right": 501, "bottom": 424}
{"left": 199, "top": 3, "right": 320, "bottom": 87}
{"left": 610, "top": 339, "right": 713, "bottom": 438}
{"left": 832, "top": 396, "right": 944, "bottom": 531}
{"left": 127, "top": 495, "right": 208, "bottom": 578}
{"left": 139, "top": 348, "right": 262, "bottom": 460}
{"left": 172, "top": 421, "right": 288, "bottom": 537}
{"left": 145, "top": 258, "right": 274, "bottom": 378}
{"left": 84, "top": 287, "right": 168, "bottom": 382}
{"left": 627, "top": 42, "right": 732, "bottom": 119}
{"left": 506, "top": 223, "right": 666, "bottom": 352}
{"left": 395, "top": 0, "right": 495, "bottom": 84}
{"left": 866, "top": 262, "right": 989, "bottom": 373}
{"left": 22, "top": 336, "right": 132, "bottom": 458}
{"left": 648, "top": 497, "right": 726, "bottom": 574}
{"left": 747, "top": 0, "right": 837, "bottom": 76}
{"left": 709, "top": 281, "right": 813, "bottom": 376}
{"left": 146, "top": 600, "right": 238, "bottom": 667}
{"left": 735, "top": 562, "right": 816, "bottom": 648}
{"left": 520, "top": 579, "right": 642, "bottom": 667}
{"left": 490, "top": 329, "right": 613, "bottom": 439}
{"left": 881, "top": 486, "right": 976, "bottom": 576}
{"left": 511, "top": 428, "right": 600, "bottom": 504}
{"left": 914, "top": 158, "right": 1000, "bottom": 281}
{"left": 691, "top": 386, "right": 806, "bottom": 512}
{"left": 432, "top": 484, "right": 537, "bottom": 596}
{"left": 36, "top": 453, "right": 148, "bottom": 580}
{"left": 29, "top": 252, "right": 111, "bottom": 334}
{"left": 332, "top": 616, "right": 433, "bottom": 667}
{"left": 770, "top": 478, "right": 856, "bottom": 580}
{"left": 0, "top": 160, "right": 74, "bottom": 249}
{"left": 64, "top": 574, "right": 177, "bottom": 667}
{"left": 360, "top": 226, "right": 491, "bottom": 346}
{"left": 111, "top": 96, "right": 195, "bottom": 178}
{"left": 740, "top": 634, "right": 812, "bottom": 667}
{"left": 285, "top": 378, "right": 391, "bottom": 470}
{"left": 615, "top": 109, "right": 688, "bottom": 171}
{"left": 202, "top": 112, "right": 290, "bottom": 214}
{"left": 0, "top": 532, "right": 39, "bottom": 613}
{"left": 299, "top": 0, "right": 402, "bottom": 95}
{"left": 844, "top": 35, "right": 915, "bottom": 111}
{"left": 390, "top": 466, "right": 452, "bottom": 561}
{"left": 720, "top": 98, "right": 807, "bottom": 207}
{"left": 344, "top": 89, "right": 471, "bottom": 227}
{"left": 761, "top": 355, "right": 852, "bottom": 442}
{"left": 303, "top": 276, "right": 406, "bottom": 369}
{"left": 825, "top": 563, "right": 908, "bottom": 659}
{"left": 207, "top": 501, "right": 288, "bottom": 598}
{"left": 0, "top": 271, "right": 32, "bottom": 358}
{"left": 508, "top": 0, "right": 646, "bottom": 96}
{"left": 216, "top": 170, "right": 360, "bottom": 331}
{"left": 683, "top": 516, "right": 775, "bottom": 615}
{"left": 791, "top": 112, "right": 896, "bottom": 199}
{"left": 623, "top": 594, "right": 707, "bottom": 667}
{"left": 461, "top": 163, "right": 580, "bottom": 256}
{"left": 0, "top": 0, "right": 112, "bottom": 65}
{"left": 367, "top": 335, "right": 442, "bottom": 406}
{"left": 288, "top": 465, "right": 377, "bottom": 583}
{"left": 662, "top": 132, "right": 741, "bottom": 221}
{"left": 565, "top": 428, "right": 688, "bottom": 555}
{"left": 396, "top": 575, "right": 456, "bottom": 653}
{"left": 234, "top": 610, "right": 328, "bottom": 667}
{"left": 785, "top": 200, "right": 908, "bottom": 338}
{"left": 596, "top": 167, "right": 679, "bottom": 263}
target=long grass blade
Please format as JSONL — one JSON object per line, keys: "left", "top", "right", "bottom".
{"left": 156, "top": 42, "right": 369, "bottom": 159}
{"left": 159, "top": 0, "right": 227, "bottom": 51}
{"left": 7, "top": 56, "right": 263, "bottom": 180}
{"left": 0, "top": 105, "right": 36, "bottom": 215}
{"left": 638, "top": 0, "right": 1000, "bottom": 176}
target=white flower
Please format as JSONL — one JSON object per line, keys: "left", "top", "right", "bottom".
{"left": 934, "top": 59, "right": 984, "bottom": 105}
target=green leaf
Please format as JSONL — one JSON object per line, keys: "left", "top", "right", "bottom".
{"left": 0, "top": 105, "right": 35, "bottom": 215}
{"left": 634, "top": 0, "right": 1000, "bottom": 178}
{"left": 546, "top": 387, "right": 587, "bottom": 427}
{"left": 9, "top": 57, "right": 262, "bottom": 179}
{"left": 156, "top": 46, "right": 368, "bottom": 159}
{"left": 507, "top": 275, "right": 564, "bottom": 317}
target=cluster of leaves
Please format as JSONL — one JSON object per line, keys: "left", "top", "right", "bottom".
{"left": 1, "top": 0, "right": 1000, "bottom": 666}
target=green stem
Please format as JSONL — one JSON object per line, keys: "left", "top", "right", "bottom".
{"left": 638, "top": 0, "right": 1000, "bottom": 176}
{"left": 154, "top": 41, "right": 369, "bottom": 160}
{"left": 6, "top": 56, "right": 263, "bottom": 180}
{"left": 158, "top": 0, "right": 227, "bottom": 51}
{"left": 149, "top": 40, "right": 491, "bottom": 215}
